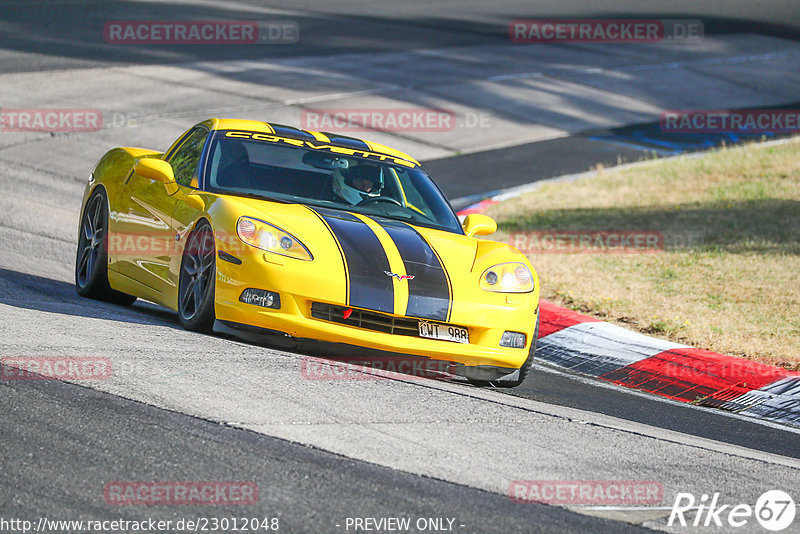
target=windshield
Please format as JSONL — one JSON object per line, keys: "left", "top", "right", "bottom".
{"left": 203, "top": 130, "right": 462, "bottom": 233}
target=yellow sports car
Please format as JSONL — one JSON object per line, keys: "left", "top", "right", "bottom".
{"left": 76, "top": 119, "right": 540, "bottom": 386}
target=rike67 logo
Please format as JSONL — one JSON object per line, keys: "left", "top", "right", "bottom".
{"left": 669, "top": 490, "right": 795, "bottom": 531}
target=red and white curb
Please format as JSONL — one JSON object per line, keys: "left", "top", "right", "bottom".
{"left": 535, "top": 300, "right": 800, "bottom": 429}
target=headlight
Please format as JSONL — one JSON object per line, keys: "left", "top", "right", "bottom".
{"left": 480, "top": 263, "right": 534, "bottom": 293}
{"left": 236, "top": 217, "right": 312, "bottom": 261}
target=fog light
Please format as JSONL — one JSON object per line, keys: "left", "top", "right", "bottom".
{"left": 500, "top": 331, "right": 526, "bottom": 348}
{"left": 239, "top": 288, "right": 281, "bottom": 309}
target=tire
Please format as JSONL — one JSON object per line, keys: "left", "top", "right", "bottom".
{"left": 75, "top": 189, "right": 137, "bottom": 306}
{"left": 498, "top": 313, "right": 540, "bottom": 388}
{"left": 177, "top": 221, "right": 216, "bottom": 332}
{"left": 467, "top": 313, "right": 539, "bottom": 388}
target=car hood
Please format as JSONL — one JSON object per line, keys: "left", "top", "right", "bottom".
{"left": 215, "top": 197, "right": 505, "bottom": 321}
{"left": 309, "top": 206, "right": 477, "bottom": 322}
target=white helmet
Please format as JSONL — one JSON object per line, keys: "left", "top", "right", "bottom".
{"left": 332, "top": 163, "right": 383, "bottom": 205}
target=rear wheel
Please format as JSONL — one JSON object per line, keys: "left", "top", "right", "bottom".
{"left": 178, "top": 221, "right": 216, "bottom": 332}
{"left": 75, "top": 189, "right": 137, "bottom": 305}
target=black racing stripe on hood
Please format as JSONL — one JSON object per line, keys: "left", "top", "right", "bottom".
{"left": 372, "top": 218, "right": 451, "bottom": 322}
{"left": 312, "top": 208, "right": 394, "bottom": 314}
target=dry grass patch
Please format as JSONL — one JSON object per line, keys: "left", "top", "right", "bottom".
{"left": 487, "top": 138, "right": 800, "bottom": 368}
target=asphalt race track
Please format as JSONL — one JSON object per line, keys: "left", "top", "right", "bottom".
{"left": 1, "top": 2, "right": 799, "bottom": 533}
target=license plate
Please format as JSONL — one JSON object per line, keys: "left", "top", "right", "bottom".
{"left": 418, "top": 320, "right": 469, "bottom": 344}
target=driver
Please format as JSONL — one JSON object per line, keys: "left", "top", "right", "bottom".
{"left": 331, "top": 163, "right": 383, "bottom": 205}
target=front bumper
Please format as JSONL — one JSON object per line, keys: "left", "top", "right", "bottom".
{"left": 216, "top": 292, "right": 535, "bottom": 369}
{"left": 213, "top": 244, "right": 539, "bottom": 371}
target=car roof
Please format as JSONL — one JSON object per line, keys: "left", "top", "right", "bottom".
{"left": 208, "top": 118, "right": 420, "bottom": 166}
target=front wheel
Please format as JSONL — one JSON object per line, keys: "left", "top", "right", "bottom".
{"left": 75, "top": 189, "right": 137, "bottom": 306}
{"left": 466, "top": 314, "right": 539, "bottom": 388}
{"left": 499, "top": 314, "right": 539, "bottom": 388}
{"left": 178, "top": 221, "right": 216, "bottom": 332}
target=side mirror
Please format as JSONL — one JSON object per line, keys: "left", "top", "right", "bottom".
{"left": 463, "top": 214, "right": 497, "bottom": 237}
{"left": 134, "top": 159, "right": 179, "bottom": 195}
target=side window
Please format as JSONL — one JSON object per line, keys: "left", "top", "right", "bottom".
{"left": 168, "top": 128, "right": 208, "bottom": 186}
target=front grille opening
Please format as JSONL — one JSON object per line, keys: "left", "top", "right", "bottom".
{"left": 311, "top": 302, "right": 419, "bottom": 337}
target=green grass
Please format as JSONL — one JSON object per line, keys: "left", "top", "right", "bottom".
{"left": 487, "top": 138, "right": 800, "bottom": 369}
